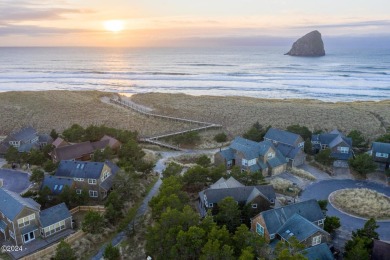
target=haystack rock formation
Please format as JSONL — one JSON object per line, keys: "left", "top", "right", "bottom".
{"left": 285, "top": 30, "right": 325, "bottom": 57}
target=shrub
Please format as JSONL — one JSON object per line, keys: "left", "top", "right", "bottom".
{"left": 214, "top": 133, "right": 227, "bottom": 143}
{"left": 82, "top": 211, "right": 106, "bottom": 234}
{"left": 103, "top": 243, "right": 120, "bottom": 260}
{"left": 349, "top": 154, "right": 377, "bottom": 175}
{"left": 315, "top": 148, "right": 334, "bottom": 166}
{"left": 290, "top": 168, "right": 316, "bottom": 181}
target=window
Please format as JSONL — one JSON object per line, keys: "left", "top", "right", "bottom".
{"left": 9, "top": 230, "right": 15, "bottom": 239}
{"left": 208, "top": 203, "right": 213, "bottom": 208}
{"left": 251, "top": 204, "right": 257, "bottom": 209}
{"left": 256, "top": 223, "right": 264, "bottom": 236}
{"left": 89, "top": 190, "right": 98, "bottom": 197}
{"left": 76, "top": 189, "right": 82, "bottom": 195}
{"left": 298, "top": 142, "right": 304, "bottom": 148}
{"left": 270, "top": 234, "right": 275, "bottom": 239}
{"left": 23, "top": 231, "right": 35, "bottom": 243}
{"left": 376, "top": 152, "right": 389, "bottom": 158}
{"left": 267, "top": 152, "right": 274, "bottom": 159}
{"left": 18, "top": 214, "right": 35, "bottom": 228}
{"left": 312, "top": 235, "right": 322, "bottom": 246}
{"left": 337, "top": 147, "right": 349, "bottom": 154}
{"left": 242, "top": 159, "right": 248, "bottom": 166}
{"left": 321, "top": 144, "right": 327, "bottom": 149}
{"left": 101, "top": 171, "right": 111, "bottom": 182}
{"left": 248, "top": 159, "right": 256, "bottom": 166}
{"left": 318, "top": 219, "right": 324, "bottom": 225}
{"left": 227, "top": 160, "right": 233, "bottom": 167}
{"left": 44, "top": 220, "right": 65, "bottom": 237}
{"left": 74, "top": 178, "right": 84, "bottom": 182}
{"left": 88, "top": 179, "right": 97, "bottom": 185}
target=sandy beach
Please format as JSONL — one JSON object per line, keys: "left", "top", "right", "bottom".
{"left": 0, "top": 90, "right": 389, "bottom": 139}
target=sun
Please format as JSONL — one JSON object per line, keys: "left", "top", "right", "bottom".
{"left": 104, "top": 20, "right": 125, "bottom": 32}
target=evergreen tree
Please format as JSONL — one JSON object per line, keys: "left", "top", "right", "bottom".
{"left": 215, "top": 197, "right": 241, "bottom": 233}
{"left": 54, "top": 240, "right": 76, "bottom": 260}
{"left": 349, "top": 153, "right": 377, "bottom": 175}
{"left": 103, "top": 243, "right": 120, "bottom": 260}
{"left": 82, "top": 211, "right": 105, "bottom": 234}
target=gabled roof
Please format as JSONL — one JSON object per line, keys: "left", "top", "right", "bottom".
{"left": 210, "top": 177, "right": 244, "bottom": 189}
{"left": 101, "top": 135, "right": 121, "bottom": 148}
{"left": 100, "top": 161, "right": 120, "bottom": 191}
{"left": 312, "top": 130, "right": 352, "bottom": 148}
{"left": 0, "top": 188, "right": 40, "bottom": 220}
{"left": 302, "top": 243, "right": 334, "bottom": 260}
{"left": 203, "top": 185, "right": 276, "bottom": 204}
{"left": 53, "top": 142, "right": 94, "bottom": 161}
{"left": 41, "top": 176, "right": 74, "bottom": 195}
{"left": 8, "top": 126, "right": 37, "bottom": 142}
{"left": 38, "top": 134, "right": 53, "bottom": 144}
{"left": 52, "top": 137, "right": 69, "bottom": 148}
{"left": 372, "top": 240, "right": 390, "bottom": 260}
{"left": 39, "top": 203, "right": 71, "bottom": 228}
{"left": 275, "top": 143, "right": 302, "bottom": 159}
{"left": 91, "top": 140, "right": 109, "bottom": 150}
{"left": 257, "top": 199, "right": 324, "bottom": 235}
{"left": 55, "top": 160, "right": 105, "bottom": 179}
{"left": 219, "top": 148, "right": 235, "bottom": 161}
{"left": 372, "top": 142, "right": 390, "bottom": 154}
{"left": 267, "top": 149, "right": 288, "bottom": 168}
{"left": 18, "top": 143, "right": 40, "bottom": 153}
{"left": 264, "top": 128, "right": 301, "bottom": 146}
{"left": 277, "top": 214, "right": 325, "bottom": 242}
{"left": 230, "top": 137, "right": 265, "bottom": 159}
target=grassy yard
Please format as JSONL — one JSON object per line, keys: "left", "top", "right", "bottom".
{"left": 330, "top": 188, "right": 390, "bottom": 219}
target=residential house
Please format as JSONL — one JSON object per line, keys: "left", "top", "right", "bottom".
{"left": 371, "top": 240, "right": 390, "bottom": 260}
{"left": 41, "top": 176, "right": 75, "bottom": 195}
{"left": 198, "top": 177, "right": 276, "bottom": 219}
{"left": 51, "top": 140, "right": 109, "bottom": 162}
{"left": 0, "top": 127, "right": 53, "bottom": 154}
{"left": 52, "top": 137, "right": 69, "bottom": 149}
{"left": 311, "top": 130, "right": 353, "bottom": 160}
{"left": 302, "top": 243, "right": 334, "bottom": 260}
{"left": 370, "top": 142, "right": 390, "bottom": 170}
{"left": 0, "top": 188, "right": 72, "bottom": 246}
{"left": 250, "top": 199, "right": 329, "bottom": 247}
{"left": 100, "top": 135, "right": 121, "bottom": 151}
{"left": 264, "top": 127, "right": 306, "bottom": 167}
{"left": 52, "top": 160, "right": 118, "bottom": 200}
{"left": 215, "top": 137, "right": 287, "bottom": 176}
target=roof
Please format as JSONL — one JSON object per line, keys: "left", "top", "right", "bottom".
{"left": 219, "top": 148, "right": 235, "bottom": 161}
{"left": 38, "top": 134, "right": 53, "bottom": 144}
{"left": 302, "top": 243, "right": 334, "bottom": 260}
{"left": 312, "top": 131, "right": 352, "bottom": 148}
{"left": 41, "top": 176, "right": 74, "bottom": 195}
{"left": 331, "top": 151, "right": 353, "bottom": 160}
{"left": 267, "top": 149, "right": 288, "bottom": 168}
{"left": 372, "top": 142, "right": 390, "bottom": 154}
{"left": 8, "top": 126, "right": 37, "bottom": 142}
{"left": 229, "top": 137, "right": 274, "bottom": 159}
{"left": 91, "top": 140, "right": 109, "bottom": 150}
{"left": 209, "top": 177, "right": 244, "bottom": 189}
{"left": 105, "top": 160, "right": 120, "bottom": 174}
{"left": 0, "top": 188, "right": 40, "bottom": 220}
{"left": 101, "top": 135, "right": 121, "bottom": 148}
{"left": 39, "top": 203, "right": 71, "bottom": 227}
{"left": 276, "top": 143, "right": 302, "bottom": 159}
{"left": 372, "top": 240, "right": 390, "bottom": 260}
{"left": 52, "top": 137, "right": 69, "bottom": 148}
{"left": 203, "top": 185, "right": 276, "bottom": 204}
{"left": 264, "top": 128, "right": 301, "bottom": 146}
{"left": 53, "top": 142, "right": 94, "bottom": 161}
{"left": 20, "top": 224, "right": 39, "bottom": 234}
{"left": 258, "top": 199, "right": 324, "bottom": 234}
{"left": 277, "top": 214, "right": 325, "bottom": 242}
{"left": 100, "top": 161, "right": 120, "bottom": 191}
{"left": 18, "top": 142, "right": 40, "bottom": 153}
{"left": 55, "top": 160, "right": 105, "bottom": 179}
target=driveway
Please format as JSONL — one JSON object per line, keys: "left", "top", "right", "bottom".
{"left": 0, "top": 169, "right": 31, "bottom": 193}
{"left": 300, "top": 179, "right": 390, "bottom": 242}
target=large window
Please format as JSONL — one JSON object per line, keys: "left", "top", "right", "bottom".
{"left": 267, "top": 152, "right": 274, "bottom": 159}
{"left": 89, "top": 190, "right": 98, "bottom": 197}
{"left": 88, "top": 179, "right": 97, "bottom": 185}
{"left": 256, "top": 223, "right": 264, "bottom": 236}
{"left": 17, "top": 214, "right": 35, "bottom": 228}
{"left": 376, "top": 152, "right": 389, "bottom": 158}
{"left": 312, "top": 235, "right": 322, "bottom": 246}
{"left": 242, "top": 159, "right": 248, "bottom": 166}
{"left": 43, "top": 220, "right": 65, "bottom": 237}
{"left": 23, "top": 231, "right": 35, "bottom": 243}
{"left": 101, "top": 171, "right": 111, "bottom": 182}
{"left": 337, "top": 147, "right": 349, "bottom": 154}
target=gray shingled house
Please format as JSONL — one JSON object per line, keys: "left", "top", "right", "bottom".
{"left": 311, "top": 129, "right": 353, "bottom": 160}
{"left": 214, "top": 137, "right": 287, "bottom": 176}
{"left": 198, "top": 177, "right": 276, "bottom": 220}
{"left": 52, "top": 160, "right": 119, "bottom": 200}
{"left": 302, "top": 243, "right": 334, "bottom": 260}
{"left": 264, "top": 127, "right": 306, "bottom": 167}
{"left": 370, "top": 142, "right": 390, "bottom": 170}
{"left": 0, "top": 188, "right": 72, "bottom": 246}
{"left": 0, "top": 126, "right": 52, "bottom": 155}
{"left": 250, "top": 199, "right": 329, "bottom": 248}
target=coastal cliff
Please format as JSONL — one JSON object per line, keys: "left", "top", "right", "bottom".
{"left": 285, "top": 30, "right": 325, "bottom": 57}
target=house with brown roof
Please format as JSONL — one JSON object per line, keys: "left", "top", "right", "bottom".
{"left": 52, "top": 137, "right": 69, "bottom": 148}
{"left": 100, "top": 135, "right": 121, "bottom": 150}
{"left": 51, "top": 140, "right": 109, "bottom": 162}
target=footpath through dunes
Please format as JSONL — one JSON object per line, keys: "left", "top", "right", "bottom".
{"left": 131, "top": 93, "right": 390, "bottom": 138}
{"left": 109, "top": 97, "right": 222, "bottom": 151}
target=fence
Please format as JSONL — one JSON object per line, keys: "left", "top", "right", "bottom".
{"left": 69, "top": 205, "right": 106, "bottom": 214}
{"left": 20, "top": 230, "right": 84, "bottom": 260}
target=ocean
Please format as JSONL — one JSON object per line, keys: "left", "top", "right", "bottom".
{"left": 0, "top": 46, "right": 389, "bottom": 102}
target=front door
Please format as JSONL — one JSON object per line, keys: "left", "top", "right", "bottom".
{"left": 23, "top": 231, "right": 35, "bottom": 243}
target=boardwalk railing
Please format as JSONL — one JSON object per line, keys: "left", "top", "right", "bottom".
{"left": 110, "top": 98, "right": 223, "bottom": 151}
{"left": 70, "top": 205, "right": 106, "bottom": 214}
{"left": 20, "top": 231, "right": 84, "bottom": 260}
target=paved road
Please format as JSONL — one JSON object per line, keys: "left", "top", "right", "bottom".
{"left": 0, "top": 169, "right": 31, "bottom": 193}
{"left": 300, "top": 179, "right": 390, "bottom": 241}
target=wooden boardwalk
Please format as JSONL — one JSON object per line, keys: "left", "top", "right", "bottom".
{"left": 110, "top": 98, "right": 222, "bottom": 151}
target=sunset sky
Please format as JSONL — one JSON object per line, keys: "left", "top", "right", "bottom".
{"left": 1, "top": 0, "right": 389, "bottom": 47}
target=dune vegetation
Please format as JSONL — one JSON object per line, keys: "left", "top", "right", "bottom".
{"left": 330, "top": 188, "right": 390, "bottom": 219}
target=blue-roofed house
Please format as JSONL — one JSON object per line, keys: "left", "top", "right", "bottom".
{"left": 41, "top": 176, "right": 75, "bottom": 195}
{"left": 264, "top": 128, "right": 306, "bottom": 167}
{"left": 214, "top": 137, "right": 287, "bottom": 176}
{"left": 302, "top": 243, "right": 334, "bottom": 260}
{"left": 370, "top": 142, "right": 390, "bottom": 171}
{"left": 53, "top": 160, "right": 118, "bottom": 200}
{"left": 251, "top": 199, "right": 327, "bottom": 246}
{"left": 0, "top": 188, "right": 73, "bottom": 246}
{"left": 311, "top": 129, "right": 353, "bottom": 160}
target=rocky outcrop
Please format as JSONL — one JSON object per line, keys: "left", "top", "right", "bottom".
{"left": 285, "top": 30, "right": 325, "bottom": 57}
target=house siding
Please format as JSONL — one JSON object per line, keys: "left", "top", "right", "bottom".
{"left": 299, "top": 230, "right": 331, "bottom": 248}
{"left": 251, "top": 215, "right": 271, "bottom": 242}
{"left": 13, "top": 208, "right": 40, "bottom": 245}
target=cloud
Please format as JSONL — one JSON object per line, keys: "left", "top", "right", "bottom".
{"left": 295, "top": 20, "right": 390, "bottom": 29}
{"left": 0, "top": 24, "right": 94, "bottom": 36}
